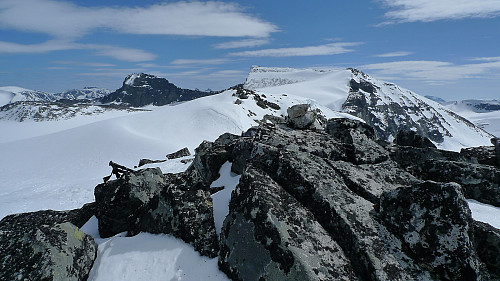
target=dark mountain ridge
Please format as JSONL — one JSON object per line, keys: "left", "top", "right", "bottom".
{"left": 99, "top": 73, "right": 217, "bottom": 107}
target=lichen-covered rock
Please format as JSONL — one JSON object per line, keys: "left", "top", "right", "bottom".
{"left": 329, "top": 160, "right": 421, "bottom": 203}
{"left": 94, "top": 167, "right": 219, "bottom": 257}
{"left": 411, "top": 160, "right": 500, "bottom": 207}
{"left": 128, "top": 173, "right": 219, "bottom": 257}
{"left": 94, "top": 167, "right": 166, "bottom": 238}
{"left": 325, "top": 118, "right": 389, "bottom": 164}
{"left": 473, "top": 221, "right": 500, "bottom": 277}
{"left": 0, "top": 209, "right": 97, "bottom": 281}
{"left": 461, "top": 146, "right": 498, "bottom": 167}
{"left": 219, "top": 167, "right": 357, "bottom": 281}
{"left": 394, "top": 130, "right": 436, "bottom": 148}
{"left": 389, "top": 145, "right": 471, "bottom": 169}
{"left": 379, "top": 181, "right": 484, "bottom": 280}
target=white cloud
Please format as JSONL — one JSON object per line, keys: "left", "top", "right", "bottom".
{"left": 375, "top": 51, "right": 413, "bottom": 58}
{"left": 361, "top": 57, "right": 500, "bottom": 83}
{"left": 170, "top": 58, "right": 230, "bottom": 65}
{"left": 229, "top": 42, "right": 361, "bottom": 57}
{"left": 0, "top": 0, "right": 277, "bottom": 39}
{"left": 0, "top": 40, "right": 156, "bottom": 61}
{"left": 213, "top": 39, "right": 270, "bottom": 49}
{"left": 92, "top": 45, "right": 156, "bottom": 62}
{"left": 381, "top": 0, "right": 500, "bottom": 23}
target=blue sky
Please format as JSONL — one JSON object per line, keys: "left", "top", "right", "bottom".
{"left": 1, "top": 0, "right": 499, "bottom": 100}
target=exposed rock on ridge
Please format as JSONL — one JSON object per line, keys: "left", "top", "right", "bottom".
{"left": 99, "top": 73, "right": 216, "bottom": 107}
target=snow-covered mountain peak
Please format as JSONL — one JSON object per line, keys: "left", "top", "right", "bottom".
{"left": 123, "top": 73, "right": 158, "bottom": 88}
{"left": 0, "top": 86, "right": 56, "bottom": 107}
{"left": 243, "top": 66, "right": 493, "bottom": 151}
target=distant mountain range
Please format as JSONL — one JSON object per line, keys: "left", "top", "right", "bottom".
{"left": 1, "top": 67, "right": 496, "bottom": 149}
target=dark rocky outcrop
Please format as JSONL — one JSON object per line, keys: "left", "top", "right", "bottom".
{"left": 473, "top": 221, "right": 500, "bottom": 277}
{"left": 137, "top": 158, "right": 166, "bottom": 168}
{"left": 166, "top": 147, "right": 191, "bottom": 159}
{"left": 219, "top": 167, "right": 358, "bottom": 281}
{"left": 99, "top": 73, "right": 216, "bottom": 107}
{"left": 185, "top": 106, "right": 499, "bottom": 280}
{"left": 460, "top": 145, "right": 498, "bottom": 167}
{"left": 94, "top": 167, "right": 219, "bottom": 257}
{"left": 380, "top": 181, "right": 485, "bottom": 280}
{"left": 0, "top": 206, "right": 97, "bottom": 281}
{"left": 394, "top": 130, "right": 437, "bottom": 148}
{"left": 410, "top": 160, "right": 500, "bottom": 207}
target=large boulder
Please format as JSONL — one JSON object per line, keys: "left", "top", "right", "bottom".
{"left": 219, "top": 167, "right": 357, "bottom": 281}
{"left": 128, "top": 173, "right": 219, "bottom": 257}
{"left": 379, "top": 181, "right": 485, "bottom": 280}
{"left": 460, "top": 146, "right": 497, "bottom": 167}
{"left": 94, "top": 168, "right": 166, "bottom": 238}
{"left": 411, "top": 160, "right": 500, "bottom": 207}
{"left": 473, "top": 221, "right": 500, "bottom": 277}
{"left": 0, "top": 208, "right": 97, "bottom": 281}
{"left": 393, "top": 130, "right": 436, "bottom": 148}
{"left": 94, "top": 167, "right": 219, "bottom": 257}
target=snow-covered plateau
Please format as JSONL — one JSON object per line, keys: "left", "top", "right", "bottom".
{"left": 1, "top": 67, "right": 499, "bottom": 280}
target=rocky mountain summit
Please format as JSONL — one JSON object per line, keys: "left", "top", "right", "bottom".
{"left": 99, "top": 73, "right": 217, "bottom": 107}
{"left": 244, "top": 66, "right": 493, "bottom": 150}
{"left": 1, "top": 105, "right": 499, "bottom": 280}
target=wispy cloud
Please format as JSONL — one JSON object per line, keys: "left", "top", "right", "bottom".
{"left": 360, "top": 57, "right": 500, "bottom": 83}
{"left": 170, "top": 58, "right": 230, "bottom": 65}
{"left": 375, "top": 51, "right": 413, "bottom": 58}
{"left": 213, "top": 39, "right": 270, "bottom": 49}
{"left": 229, "top": 42, "right": 361, "bottom": 57}
{"left": 0, "top": 0, "right": 277, "bottom": 39}
{"left": 0, "top": 40, "right": 156, "bottom": 61}
{"left": 380, "top": 0, "right": 500, "bottom": 23}
{"left": 52, "top": 61, "right": 116, "bottom": 67}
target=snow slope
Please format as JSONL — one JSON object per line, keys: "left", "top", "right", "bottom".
{"left": 0, "top": 86, "right": 56, "bottom": 106}
{"left": 0, "top": 90, "right": 354, "bottom": 219}
{"left": 444, "top": 100, "right": 500, "bottom": 137}
{"left": 244, "top": 66, "right": 493, "bottom": 151}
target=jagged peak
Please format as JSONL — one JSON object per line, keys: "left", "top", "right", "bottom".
{"left": 123, "top": 73, "right": 160, "bottom": 87}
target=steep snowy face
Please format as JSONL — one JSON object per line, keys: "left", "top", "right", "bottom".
{"left": 56, "top": 87, "right": 111, "bottom": 100}
{"left": 0, "top": 86, "right": 57, "bottom": 107}
{"left": 243, "top": 66, "right": 493, "bottom": 151}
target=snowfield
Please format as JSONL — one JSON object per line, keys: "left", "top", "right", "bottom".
{"left": 0, "top": 89, "right": 352, "bottom": 219}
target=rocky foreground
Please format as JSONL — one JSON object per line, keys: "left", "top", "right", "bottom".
{"left": 1, "top": 105, "right": 499, "bottom": 281}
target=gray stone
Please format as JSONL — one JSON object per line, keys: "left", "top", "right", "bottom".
{"left": 94, "top": 167, "right": 219, "bottom": 257}
{"left": 286, "top": 104, "right": 317, "bottom": 129}
{"left": 411, "top": 160, "right": 500, "bottom": 207}
{"left": 94, "top": 168, "right": 166, "bottom": 238}
{"left": 394, "top": 130, "right": 436, "bottom": 148}
{"left": 219, "top": 167, "right": 357, "bottom": 281}
{"left": 379, "top": 181, "right": 484, "bottom": 280}
{"left": 473, "top": 221, "right": 500, "bottom": 277}
{"left": 460, "top": 146, "right": 497, "bottom": 167}
{"left": 0, "top": 209, "right": 97, "bottom": 281}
